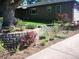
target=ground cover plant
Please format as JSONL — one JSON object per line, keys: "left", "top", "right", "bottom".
{"left": 0, "top": 17, "right": 79, "bottom": 59}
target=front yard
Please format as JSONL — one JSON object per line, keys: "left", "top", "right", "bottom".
{"left": 0, "top": 18, "right": 79, "bottom": 59}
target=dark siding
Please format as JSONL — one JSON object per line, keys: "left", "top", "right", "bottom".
{"left": 15, "top": 8, "right": 27, "bottom": 19}
{"left": 0, "top": 6, "right": 3, "bottom": 17}
{"left": 60, "top": 2, "right": 74, "bottom": 21}
{"left": 16, "top": 1, "right": 74, "bottom": 22}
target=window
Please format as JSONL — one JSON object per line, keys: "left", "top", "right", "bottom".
{"left": 55, "top": 5, "right": 61, "bottom": 13}
{"left": 47, "top": 6, "right": 52, "bottom": 13}
{"left": 30, "top": 8, "right": 37, "bottom": 15}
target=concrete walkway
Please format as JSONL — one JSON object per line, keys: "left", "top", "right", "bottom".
{"left": 25, "top": 33, "right": 79, "bottom": 59}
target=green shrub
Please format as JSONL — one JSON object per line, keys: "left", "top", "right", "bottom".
{"left": 25, "top": 24, "right": 37, "bottom": 29}
{"left": 64, "top": 22, "right": 71, "bottom": 30}
{"left": 16, "top": 19, "right": 24, "bottom": 26}
{"left": 8, "top": 26, "right": 15, "bottom": 32}
{"left": 39, "top": 36, "right": 46, "bottom": 40}
{"left": 56, "top": 32, "right": 67, "bottom": 39}
{"left": 52, "top": 23, "right": 60, "bottom": 34}
{"left": 0, "top": 17, "right": 3, "bottom": 22}
{"left": 40, "top": 39, "right": 48, "bottom": 46}
{"left": 0, "top": 40, "right": 5, "bottom": 53}
{"left": 39, "top": 31, "right": 49, "bottom": 46}
{"left": 15, "top": 19, "right": 37, "bottom": 29}
{"left": 47, "top": 22, "right": 61, "bottom": 40}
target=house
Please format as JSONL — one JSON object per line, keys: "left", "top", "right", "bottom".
{"left": 15, "top": 0, "right": 79, "bottom": 23}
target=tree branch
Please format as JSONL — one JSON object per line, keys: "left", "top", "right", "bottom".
{"left": 11, "top": 0, "right": 22, "bottom": 9}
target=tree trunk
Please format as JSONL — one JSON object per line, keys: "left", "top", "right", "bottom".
{"left": 2, "top": 3, "right": 16, "bottom": 29}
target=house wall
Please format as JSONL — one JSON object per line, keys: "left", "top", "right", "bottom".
{"left": 27, "top": 5, "right": 54, "bottom": 22}
{"left": 15, "top": 8, "right": 27, "bottom": 19}
{"left": 60, "top": 2, "right": 74, "bottom": 22}
{"left": 0, "top": 6, "right": 3, "bottom": 17}
{"left": 16, "top": 1, "right": 74, "bottom": 23}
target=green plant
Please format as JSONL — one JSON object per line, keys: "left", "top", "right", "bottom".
{"left": 0, "top": 17, "right": 3, "bottom": 22}
{"left": 16, "top": 19, "right": 24, "bottom": 26}
{"left": 64, "top": 22, "right": 70, "bottom": 28}
{"left": 25, "top": 24, "right": 37, "bottom": 29}
{"left": 18, "top": 26, "right": 26, "bottom": 31}
{"left": 62, "top": 22, "right": 73, "bottom": 31}
{"left": 8, "top": 26, "right": 15, "bottom": 32}
{"left": 56, "top": 32, "right": 67, "bottom": 39}
{"left": 39, "top": 31, "right": 49, "bottom": 46}
{"left": 0, "top": 40, "right": 5, "bottom": 53}
{"left": 40, "top": 39, "right": 48, "bottom": 46}
{"left": 46, "top": 22, "right": 61, "bottom": 40}
{"left": 52, "top": 23, "right": 60, "bottom": 36}
{"left": 48, "top": 33, "right": 55, "bottom": 41}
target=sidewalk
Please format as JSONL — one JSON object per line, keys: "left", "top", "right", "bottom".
{"left": 25, "top": 33, "right": 79, "bottom": 59}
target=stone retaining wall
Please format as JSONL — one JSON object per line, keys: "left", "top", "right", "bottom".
{"left": 0, "top": 29, "right": 39, "bottom": 47}
{"left": 0, "top": 31, "right": 28, "bottom": 49}
{"left": 0, "top": 31, "right": 27, "bottom": 40}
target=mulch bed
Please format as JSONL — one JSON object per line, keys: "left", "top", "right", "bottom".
{"left": 0, "top": 29, "right": 79, "bottom": 59}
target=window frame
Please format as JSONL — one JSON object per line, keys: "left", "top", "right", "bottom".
{"left": 55, "top": 4, "right": 61, "bottom": 13}
{"left": 30, "top": 8, "right": 37, "bottom": 15}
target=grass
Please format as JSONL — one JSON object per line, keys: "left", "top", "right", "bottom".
{"left": 16, "top": 19, "right": 47, "bottom": 29}
{"left": 0, "top": 17, "right": 46, "bottom": 26}
{"left": 22, "top": 21, "right": 46, "bottom": 26}
{"left": 16, "top": 18, "right": 46, "bottom": 26}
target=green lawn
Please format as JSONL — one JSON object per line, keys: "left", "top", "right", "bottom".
{"left": 22, "top": 21, "right": 46, "bottom": 26}
{"left": 16, "top": 19, "right": 47, "bottom": 26}
{"left": 0, "top": 17, "right": 47, "bottom": 25}
{"left": 0, "top": 17, "right": 47, "bottom": 28}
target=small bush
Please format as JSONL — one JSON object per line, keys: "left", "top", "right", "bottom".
{"left": 52, "top": 23, "right": 60, "bottom": 36}
{"left": 15, "top": 19, "right": 37, "bottom": 29}
{"left": 39, "top": 31, "right": 49, "bottom": 46}
{"left": 16, "top": 19, "right": 24, "bottom": 26}
{"left": 8, "top": 26, "right": 15, "bottom": 32}
{"left": 40, "top": 39, "right": 48, "bottom": 46}
{"left": 56, "top": 32, "right": 67, "bottom": 39}
{"left": 25, "top": 24, "right": 37, "bottom": 29}
{"left": 0, "top": 40, "right": 5, "bottom": 53}
{"left": 0, "top": 17, "right": 3, "bottom": 22}
{"left": 39, "top": 36, "right": 46, "bottom": 40}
